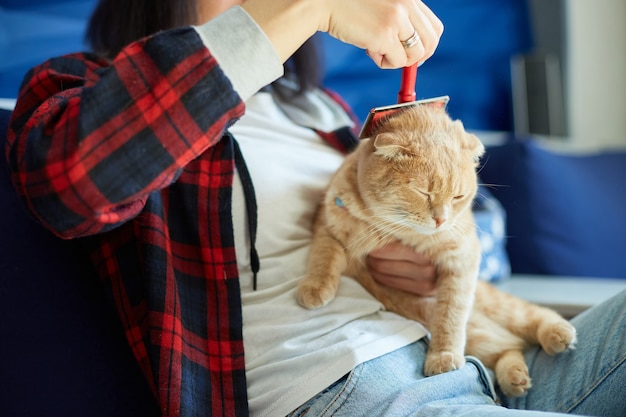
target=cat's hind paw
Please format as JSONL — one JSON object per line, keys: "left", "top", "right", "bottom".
{"left": 538, "top": 321, "right": 577, "bottom": 355}
{"left": 296, "top": 280, "right": 337, "bottom": 309}
{"left": 496, "top": 362, "right": 532, "bottom": 397}
{"left": 424, "top": 350, "right": 465, "bottom": 376}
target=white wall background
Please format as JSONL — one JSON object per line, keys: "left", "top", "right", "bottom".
{"left": 566, "top": 1, "right": 626, "bottom": 146}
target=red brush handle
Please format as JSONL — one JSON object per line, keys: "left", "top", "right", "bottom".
{"left": 397, "top": 63, "right": 418, "bottom": 103}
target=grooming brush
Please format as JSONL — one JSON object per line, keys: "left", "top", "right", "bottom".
{"left": 359, "top": 62, "right": 450, "bottom": 138}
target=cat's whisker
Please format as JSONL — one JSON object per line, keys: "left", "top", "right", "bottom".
{"left": 444, "top": 224, "right": 463, "bottom": 247}
{"left": 345, "top": 223, "right": 409, "bottom": 266}
{"left": 345, "top": 217, "right": 403, "bottom": 258}
{"left": 453, "top": 218, "right": 475, "bottom": 234}
{"left": 478, "top": 182, "right": 506, "bottom": 188}
{"left": 474, "top": 191, "right": 500, "bottom": 204}
{"left": 367, "top": 217, "right": 407, "bottom": 239}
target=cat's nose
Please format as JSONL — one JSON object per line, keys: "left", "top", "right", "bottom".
{"left": 434, "top": 216, "right": 446, "bottom": 228}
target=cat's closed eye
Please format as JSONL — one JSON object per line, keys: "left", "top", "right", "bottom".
{"left": 416, "top": 189, "right": 430, "bottom": 199}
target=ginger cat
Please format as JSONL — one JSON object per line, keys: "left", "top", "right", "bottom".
{"left": 296, "top": 104, "right": 577, "bottom": 397}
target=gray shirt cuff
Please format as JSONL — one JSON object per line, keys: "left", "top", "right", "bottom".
{"left": 193, "top": 6, "right": 284, "bottom": 101}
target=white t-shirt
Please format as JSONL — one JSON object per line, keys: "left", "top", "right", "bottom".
{"left": 230, "top": 92, "right": 428, "bottom": 417}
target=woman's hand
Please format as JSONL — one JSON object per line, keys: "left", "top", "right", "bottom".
{"left": 366, "top": 242, "right": 437, "bottom": 296}
{"left": 324, "top": 0, "right": 443, "bottom": 68}
{"left": 243, "top": 0, "right": 442, "bottom": 68}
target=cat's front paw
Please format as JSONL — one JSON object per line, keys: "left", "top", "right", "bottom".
{"left": 424, "top": 350, "right": 465, "bottom": 376}
{"left": 296, "top": 280, "right": 337, "bottom": 309}
{"left": 538, "top": 321, "right": 577, "bottom": 355}
{"left": 497, "top": 362, "right": 532, "bottom": 397}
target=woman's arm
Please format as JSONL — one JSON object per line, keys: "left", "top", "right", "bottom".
{"left": 6, "top": 0, "right": 443, "bottom": 239}
{"left": 6, "top": 27, "right": 248, "bottom": 238}
{"left": 243, "top": 0, "right": 442, "bottom": 68}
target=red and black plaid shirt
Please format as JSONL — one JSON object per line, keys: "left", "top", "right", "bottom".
{"left": 6, "top": 27, "right": 359, "bottom": 416}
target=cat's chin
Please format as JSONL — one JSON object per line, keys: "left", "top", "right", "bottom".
{"left": 409, "top": 224, "right": 438, "bottom": 235}
{"left": 408, "top": 222, "right": 453, "bottom": 235}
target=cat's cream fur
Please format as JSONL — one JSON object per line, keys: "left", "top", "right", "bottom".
{"left": 296, "top": 104, "right": 576, "bottom": 397}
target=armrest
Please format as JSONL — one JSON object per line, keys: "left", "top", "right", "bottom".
{"left": 495, "top": 274, "right": 626, "bottom": 318}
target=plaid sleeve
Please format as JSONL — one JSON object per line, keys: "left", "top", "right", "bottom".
{"left": 6, "top": 27, "right": 245, "bottom": 239}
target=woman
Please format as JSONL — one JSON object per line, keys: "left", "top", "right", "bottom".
{"left": 5, "top": 0, "right": 625, "bottom": 416}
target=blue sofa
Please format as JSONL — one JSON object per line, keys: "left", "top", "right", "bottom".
{"left": 0, "top": 109, "right": 161, "bottom": 416}
{"left": 480, "top": 138, "right": 626, "bottom": 279}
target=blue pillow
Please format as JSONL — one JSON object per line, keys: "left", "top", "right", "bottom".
{"left": 473, "top": 187, "right": 510, "bottom": 282}
{"left": 480, "top": 139, "right": 626, "bottom": 279}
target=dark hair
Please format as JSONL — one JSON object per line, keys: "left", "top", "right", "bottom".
{"left": 85, "top": 0, "right": 322, "bottom": 92}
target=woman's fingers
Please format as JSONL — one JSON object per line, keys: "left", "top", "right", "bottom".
{"left": 412, "top": 0, "right": 444, "bottom": 62}
{"left": 367, "top": 242, "right": 438, "bottom": 297}
{"left": 369, "top": 270, "right": 438, "bottom": 297}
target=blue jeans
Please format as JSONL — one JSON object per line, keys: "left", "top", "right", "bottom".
{"left": 286, "top": 290, "right": 626, "bottom": 417}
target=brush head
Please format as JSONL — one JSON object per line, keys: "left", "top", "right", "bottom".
{"left": 358, "top": 95, "right": 450, "bottom": 139}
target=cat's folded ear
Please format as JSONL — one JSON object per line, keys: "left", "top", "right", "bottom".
{"left": 373, "top": 133, "right": 412, "bottom": 159}
{"left": 463, "top": 133, "right": 485, "bottom": 163}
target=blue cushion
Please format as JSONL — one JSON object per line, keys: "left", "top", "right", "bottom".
{"left": 480, "top": 139, "right": 626, "bottom": 279}
{"left": 0, "top": 109, "right": 159, "bottom": 416}
{"left": 473, "top": 187, "right": 510, "bottom": 282}
{"left": 0, "top": 1, "right": 98, "bottom": 98}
